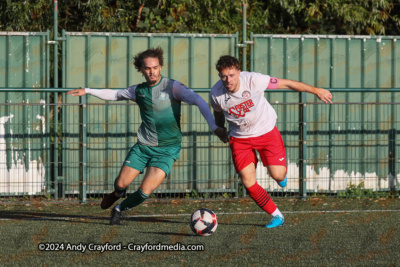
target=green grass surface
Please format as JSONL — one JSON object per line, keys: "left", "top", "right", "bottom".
{"left": 1, "top": 198, "right": 399, "bottom": 266}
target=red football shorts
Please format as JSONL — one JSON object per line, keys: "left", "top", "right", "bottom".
{"left": 229, "top": 126, "right": 287, "bottom": 173}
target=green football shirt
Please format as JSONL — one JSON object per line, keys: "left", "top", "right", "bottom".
{"left": 116, "top": 76, "right": 216, "bottom": 147}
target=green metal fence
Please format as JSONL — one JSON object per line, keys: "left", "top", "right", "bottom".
{"left": 0, "top": 32, "right": 51, "bottom": 197}
{"left": 251, "top": 34, "right": 400, "bottom": 199}
{"left": 1, "top": 89, "right": 399, "bottom": 201}
{"left": 251, "top": 34, "right": 400, "bottom": 88}
{"left": 1, "top": 30, "right": 400, "bottom": 201}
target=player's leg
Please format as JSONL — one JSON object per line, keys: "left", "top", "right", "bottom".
{"left": 110, "top": 144, "right": 180, "bottom": 225}
{"left": 230, "top": 136, "right": 284, "bottom": 228}
{"left": 118, "top": 166, "right": 166, "bottom": 211}
{"left": 123, "top": 143, "right": 180, "bottom": 208}
{"left": 110, "top": 167, "right": 167, "bottom": 225}
{"left": 101, "top": 166, "right": 141, "bottom": 209}
{"left": 101, "top": 143, "right": 149, "bottom": 209}
{"left": 239, "top": 162, "right": 257, "bottom": 188}
{"left": 267, "top": 165, "right": 287, "bottom": 188}
{"left": 239, "top": 163, "right": 283, "bottom": 225}
{"left": 257, "top": 127, "right": 287, "bottom": 188}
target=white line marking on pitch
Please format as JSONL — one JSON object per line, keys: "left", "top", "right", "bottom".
{"left": 0, "top": 209, "right": 399, "bottom": 221}
{"left": 126, "top": 209, "right": 400, "bottom": 218}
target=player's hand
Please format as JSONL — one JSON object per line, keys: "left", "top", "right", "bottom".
{"left": 214, "top": 127, "right": 229, "bottom": 143}
{"left": 66, "top": 88, "right": 86, "bottom": 96}
{"left": 316, "top": 88, "right": 333, "bottom": 104}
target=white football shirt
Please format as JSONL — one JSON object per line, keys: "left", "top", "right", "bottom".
{"left": 209, "top": 71, "right": 278, "bottom": 138}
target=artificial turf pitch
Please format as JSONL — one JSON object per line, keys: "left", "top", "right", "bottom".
{"left": 0, "top": 197, "right": 399, "bottom": 266}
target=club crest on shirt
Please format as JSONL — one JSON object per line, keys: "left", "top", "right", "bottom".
{"left": 159, "top": 92, "right": 169, "bottom": 100}
{"left": 228, "top": 99, "right": 254, "bottom": 118}
{"left": 242, "top": 91, "right": 251, "bottom": 99}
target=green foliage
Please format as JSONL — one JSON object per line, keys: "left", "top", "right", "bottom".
{"left": 185, "top": 189, "right": 199, "bottom": 199}
{"left": 184, "top": 189, "right": 235, "bottom": 199}
{"left": 0, "top": 0, "right": 52, "bottom": 31}
{"left": 337, "top": 182, "right": 388, "bottom": 199}
{"left": 1, "top": 0, "right": 399, "bottom": 35}
{"left": 248, "top": 0, "right": 400, "bottom": 35}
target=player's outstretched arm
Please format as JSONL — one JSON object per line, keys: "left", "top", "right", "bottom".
{"left": 66, "top": 88, "right": 120, "bottom": 101}
{"left": 66, "top": 88, "right": 86, "bottom": 96}
{"left": 277, "top": 79, "right": 333, "bottom": 104}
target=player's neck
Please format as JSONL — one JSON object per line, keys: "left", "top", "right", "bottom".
{"left": 147, "top": 76, "right": 162, "bottom": 87}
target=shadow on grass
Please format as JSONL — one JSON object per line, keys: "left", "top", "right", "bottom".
{"left": 140, "top": 231, "right": 193, "bottom": 237}
{"left": 0, "top": 210, "right": 185, "bottom": 226}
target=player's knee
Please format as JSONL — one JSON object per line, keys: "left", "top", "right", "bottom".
{"left": 269, "top": 170, "right": 286, "bottom": 181}
{"left": 271, "top": 174, "right": 285, "bottom": 182}
{"left": 242, "top": 179, "right": 256, "bottom": 189}
{"left": 115, "top": 177, "right": 129, "bottom": 189}
{"left": 267, "top": 166, "right": 286, "bottom": 181}
{"left": 239, "top": 174, "right": 257, "bottom": 189}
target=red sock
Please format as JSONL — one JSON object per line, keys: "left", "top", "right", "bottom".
{"left": 246, "top": 182, "right": 277, "bottom": 215}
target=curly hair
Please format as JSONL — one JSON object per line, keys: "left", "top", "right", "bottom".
{"left": 215, "top": 55, "right": 240, "bottom": 72}
{"left": 133, "top": 47, "right": 164, "bottom": 72}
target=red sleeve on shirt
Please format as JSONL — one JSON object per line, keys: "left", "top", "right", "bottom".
{"left": 267, "top": 77, "right": 279, "bottom": 89}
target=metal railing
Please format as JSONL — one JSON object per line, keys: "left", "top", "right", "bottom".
{"left": 0, "top": 88, "right": 399, "bottom": 202}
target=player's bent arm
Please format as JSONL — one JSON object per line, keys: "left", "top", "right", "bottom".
{"left": 212, "top": 111, "right": 228, "bottom": 143}
{"left": 190, "top": 95, "right": 228, "bottom": 142}
{"left": 172, "top": 82, "right": 228, "bottom": 142}
{"left": 213, "top": 110, "right": 225, "bottom": 129}
{"left": 172, "top": 81, "right": 219, "bottom": 131}
{"left": 192, "top": 97, "right": 218, "bottom": 131}
{"left": 276, "top": 78, "right": 333, "bottom": 104}
{"left": 190, "top": 94, "right": 228, "bottom": 142}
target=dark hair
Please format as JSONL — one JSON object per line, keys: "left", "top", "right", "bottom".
{"left": 133, "top": 47, "right": 164, "bottom": 72}
{"left": 216, "top": 55, "right": 240, "bottom": 72}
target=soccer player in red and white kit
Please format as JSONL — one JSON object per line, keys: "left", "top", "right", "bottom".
{"left": 210, "top": 55, "right": 333, "bottom": 228}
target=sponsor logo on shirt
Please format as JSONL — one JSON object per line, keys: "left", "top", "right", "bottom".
{"left": 228, "top": 99, "right": 254, "bottom": 118}
{"left": 224, "top": 95, "right": 231, "bottom": 104}
{"left": 138, "top": 94, "right": 146, "bottom": 98}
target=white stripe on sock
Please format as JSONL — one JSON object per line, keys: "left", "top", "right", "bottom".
{"left": 271, "top": 208, "right": 283, "bottom": 218}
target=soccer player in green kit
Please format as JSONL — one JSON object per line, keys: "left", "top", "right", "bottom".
{"left": 67, "top": 48, "right": 228, "bottom": 225}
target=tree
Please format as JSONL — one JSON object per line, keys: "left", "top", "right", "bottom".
{"left": 1, "top": 0, "right": 399, "bottom": 35}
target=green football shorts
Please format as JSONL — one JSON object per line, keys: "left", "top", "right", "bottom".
{"left": 123, "top": 143, "right": 181, "bottom": 176}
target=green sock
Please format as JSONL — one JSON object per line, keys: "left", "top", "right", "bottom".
{"left": 119, "top": 188, "right": 149, "bottom": 211}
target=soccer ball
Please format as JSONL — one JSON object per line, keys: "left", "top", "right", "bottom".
{"left": 190, "top": 208, "right": 218, "bottom": 236}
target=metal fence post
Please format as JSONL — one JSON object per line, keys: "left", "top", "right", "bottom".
{"left": 242, "top": 3, "right": 247, "bottom": 71}
{"left": 328, "top": 103, "right": 334, "bottom": 193}
{"left": 54, "top": 95, "right": 59, "bottom": 200}
{"left": 389, "top": 128, "right": 396, "bottom": 194}
{"left": 52, "top": 0, "right": 60, "bottom": 200}
{"left": 79, "top": 95, "right": 87, "bottom": 204}
{"left": 299, "top": 93, "right": 307, "bottom": 199}
{"left": 192, "top": 130, "right": 197, "bottom": 193}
